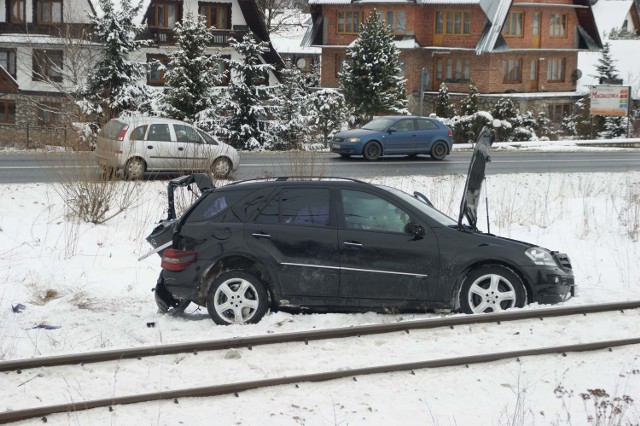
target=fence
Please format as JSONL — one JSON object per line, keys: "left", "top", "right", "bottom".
{"left": 0, "top": 124, "right": 90, "bottom": 151}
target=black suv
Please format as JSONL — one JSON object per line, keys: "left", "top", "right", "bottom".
{"left": 143, "top": 131, "right": 575, "bottom": 325}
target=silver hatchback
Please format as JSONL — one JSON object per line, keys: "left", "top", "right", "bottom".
{"left": 95, "top": 117, "right": 240, "bottom": 179}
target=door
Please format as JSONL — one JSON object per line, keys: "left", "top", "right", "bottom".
{"left": 433, "top": 55, "right": 447, "bottom": 90}
{"left": 415, "top": 118, "right": 441, "bottom": 152}
{"left": 245, "top": 188, "right": 340, "bottom": 298}
{"left": 532, "top": 12, "right": 541, "bottom": 48}
{"left": 385, "top": 118, "right": 418, "bottom": 153}
{"left": 174, "top": 123, "right": 206, "bottom": 171}
{"left": 338, "top": 189, "right": 440, "bottom": 302}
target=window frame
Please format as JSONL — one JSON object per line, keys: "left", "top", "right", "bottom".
{"left": 547, "top": 58, "right": 565, "bottom": 82}
{"left": 9, "top": 0, "right": 26, "bottom": 23}
{"left": 147, "top": 54, "right": 169, "bottom": 85}
{"left": 337, "top": 10, "right": 361, "bottom": 34}
{"left": 547, "top": 103, "right": 572, "bottom": 121}
{"left": 435, "top": 10, "right": 470, "bottom": 35}
{"left": 504, "top": 12, "right": 523, "bottom": 37}
{"left": 32, "top": 49, "right": 64, "bottom": 82}
{"left": 36, "top": 102, "right": 62, "bottom": 127}
{"left": 378, "top": 10, "right": 407, "bottom": 34}
{"left": 149, "top": 1, "right": 179, "bottom": 29}
{"left": 550, "top": 13, "right": 567, "bottom": 38}
{"left": 0, "top": 49, "right": 17, "bottom": 78}
{"left": 37, "top": 0, "right": 63, "bottom": 24}
{"left": 0, "top": 100, "right": 17, "bottom": 124}
{"left": 436, "top": 57, "right": 470, "bottom": 83}
{"left": 502, "top": 58, "right": 522, "bottom": 83}
{"left": 198, "top": 2, "right": 231, "bottom": 30}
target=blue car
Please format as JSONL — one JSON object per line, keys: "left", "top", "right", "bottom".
{"left": 330, "top": 115, "right": 454, "bottom": 161}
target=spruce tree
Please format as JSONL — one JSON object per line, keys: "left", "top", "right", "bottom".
{"left": 592, "top": 42, "right": 627, "bottom": 138}
{"left": 562, "top": 95, "right": 593, "bottom": 139}
{"left": 221, "top": 36, "right": 278, "bottom": 150}
{"left": 82, "top": 0, "right": 153, "bottom": 119}
{"left": 273, "top": 61, "right": 309, "bottom": 149}
{"left": 307, "top": 89, "right": 349, "bottom": 147}
{"left": 491, "top": 98, "right": 519, "bottom": 141}
{"left": 592, "top": 42, "right": 619, "bottom": 82}
{"left": 459, "top": 83, "right": 479, "bottom": 116}
{"left": 435, "top": 83, "right": 457, "bottom": 118}
{"left": 161, "top": 13, "right": 222, "bottom": 123}
{"left": 339, "top": 11, "right": 407, "bottom": 124}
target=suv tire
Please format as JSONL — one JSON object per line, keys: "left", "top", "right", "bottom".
{"left": 206, "top": 271, "right": 268, "bottom": 325}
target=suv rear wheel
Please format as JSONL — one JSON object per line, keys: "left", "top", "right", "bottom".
{"left": 206, "top": 271, "right": 268, "bottom": 325}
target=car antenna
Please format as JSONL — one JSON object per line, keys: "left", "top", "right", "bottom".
{"left": 484, "top": 177, "right": 491, "bottom": 234}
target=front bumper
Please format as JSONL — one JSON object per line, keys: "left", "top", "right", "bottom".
{"left": 520, "top": 264, "right": 575, "bottom": 305}
{"left": 331, "top": 143, "right": 362, "bottom": 156}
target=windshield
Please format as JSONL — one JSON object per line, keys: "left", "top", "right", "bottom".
{"left": 379, "top": 185, "right": 458, "bottom": 226}
{"left": 361, "top": 117, "right": 395, "bottom": 131}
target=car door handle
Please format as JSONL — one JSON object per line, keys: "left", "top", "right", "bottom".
{"left": 147, "top": 145, "right": 153, "bottom": 149}
{"left": 343, "top": 241, "right": 363, "bottom": 248}
{"left": 252, "top": 232, "right": 271, "bottom": 239}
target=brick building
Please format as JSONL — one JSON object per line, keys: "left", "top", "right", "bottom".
{"left": 307, "top": 0, "right": 603, "bottom": 118}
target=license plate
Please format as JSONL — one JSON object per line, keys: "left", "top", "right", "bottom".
{"left": 332, "top": 144, "right": 340, "bottom": 149}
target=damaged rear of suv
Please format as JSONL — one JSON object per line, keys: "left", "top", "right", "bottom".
{"left": 142, "top": 130, "right": 575, "bottom": 325}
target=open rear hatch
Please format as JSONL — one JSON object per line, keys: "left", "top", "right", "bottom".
{"left": 458, "top": 128, "right": 494, "bottom": 230}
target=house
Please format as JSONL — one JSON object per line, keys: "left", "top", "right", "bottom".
{"left": 269, "top": 11, "right": 321, "bottom": 78}
{"left": 591, "top": 0, "right": 640, "bottom": 37}
{"left": 307, "top": 0, "right": 603, "bottom": 120}
{"left": 0, "top": 0, "right": 283, "bottom": 133}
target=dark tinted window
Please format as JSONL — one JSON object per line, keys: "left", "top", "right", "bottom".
{"left": 101, "top": 120, "right": 127, "bottom": 139}
{"left": 146, "top": 124, "right": 172, "bottom": 142}
{"left": 416, "top": 119, "right": 438, "bottom": 130}
{"left": 255, "top": 188, "right": 331, "bottom": 226}
{"left": 341, "top": 190, "right": 409, "bottom": 233}
{"left": 130, "top": 125, "right": 147, "bottom": 140}
{"left": 188, "top": 190, "right": 251, "bottom": 222}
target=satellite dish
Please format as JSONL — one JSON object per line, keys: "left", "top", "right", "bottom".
{"left": 572, "top": 69, "right": 583, "bottom": 81}
{"left": 296, "top": 58, "right": 307, "bottom": 69}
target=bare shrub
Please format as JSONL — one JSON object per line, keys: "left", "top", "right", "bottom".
{"left": 617, "top": 180, "right": 640, "bottom": 241}
{"left": 277, "top": 150, "right": 329, "bottom": 177}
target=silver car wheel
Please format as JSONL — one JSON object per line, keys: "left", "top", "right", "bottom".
{"left": 467, "top": 273, "right": 517, "bottom": 313}
{"left": 125, "top": 158, "right": 145, "bottom": 180}
{"left": 212, "top": 157, "right": 232, "bottom": 178}
{"left": 213, "top": 277, "right": 260, "bottom": 324}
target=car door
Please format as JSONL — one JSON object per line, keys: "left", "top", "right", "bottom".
{"left": 244, "top": 187, "right": 340, "bottom": 298}
{"left": 174, "top": 123, "right": 206, "bottom": 171}
{"left": 415, "top": 118, "right": 441, "bottom": 152}
{"left": 338, "top": 188, "right": 440, "bottom": 302}
{"left": 384, "top": 118, "right": 418, "bottom": 153}
{"left": 144, "top": 123, "right": 183, "bottom": 170}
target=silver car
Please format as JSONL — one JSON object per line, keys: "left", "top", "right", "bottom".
{"left": 95, "top": 117, "right": 240, "bottom": 179}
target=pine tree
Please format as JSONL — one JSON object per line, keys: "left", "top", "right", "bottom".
{"left": 272, "top": 61, "right": 309, "bottom": 149}
{"left": 339, "top": 11, "right": 407, "bottom": 124}
{"left": 220, "top": 36, "right": 278, "bottom": 150}
{"left": 535, "top": 111, "right": 557, "bottom": 140}
{"left": 592, "top": 42, "right": 627, "bottom": 139}
{"left": 562, "top": 95, "right": 593, "bottom": 139}
{"left": 161, "top": 13, "right": 222, "bottom": 123}
{"left": 459, "top": 83, "right": 479, "bottom": 116}
{"left": 82, "top": 0, "right": 153, "bottom": 119}
{"left": 491, "top": 98, "right": 519, "bottom": 141}
{"left": 435, "top": 83, "right": 457, "bottom": 118}
{"left": 307, "top": 89, "right": 349, "bottom": 147}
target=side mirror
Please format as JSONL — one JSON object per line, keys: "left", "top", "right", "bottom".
{"left": 388, "top": 128, "right": 396, "bottom": 134}
{"left": 405, "top": 222, "right": 425, "bottom": 238}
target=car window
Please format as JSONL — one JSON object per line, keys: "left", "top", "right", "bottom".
{"left": 390, "top": 119, "right": 415, "bottom": 132}
{"left": 146, "top": 124, "right": 172, "bottom": 142}
{"left": 130, "top": 125, "right": 147, "bottom": 140}
{"left": 255, "top": 188, "right": 331, "bottom": 227}
{"left": 361, "top": 117, "right": 395, "bottom": 131}
{"left": 187, "top": 190, "right": 251, "bottom": 222}
{"left": 416, "top": 119, "right": 438, "bottom": 130}
{"left": 196, "top": 129, "right": 218, "bottom": 145}
{"left": 174, "top": 124, "right": 202, "bottom": 143}
{"left": 341, "top": 190, "right": 410, "bottom": 233}
{"left": 379, "top": 185, "right": 457, "bottom": 226}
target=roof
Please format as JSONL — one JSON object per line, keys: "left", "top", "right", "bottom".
{"left": 592, "top": 0, "right": 634, "bottom": 35}
{"left": 270, "top": 12, "right": 322, "bottom": 55}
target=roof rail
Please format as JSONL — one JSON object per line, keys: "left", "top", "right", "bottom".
{"left": 227, "top": 176, "right": 368, "bottom": 186}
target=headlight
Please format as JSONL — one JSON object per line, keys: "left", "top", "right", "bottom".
{"left": 346, "top": 137, "right": 361, "bottom": 143}
{"left": 525, "top": 247, "right": 557, "bottom": 266}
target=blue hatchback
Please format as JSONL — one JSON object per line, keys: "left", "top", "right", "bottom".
{"left": 330, "top": 115, "right": 453, "bottom": 161}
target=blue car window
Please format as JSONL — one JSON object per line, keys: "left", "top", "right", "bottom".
{"left": 417, "top": 119, "right": 438, "bottom": 130}
{"left": 391, "top": 119, "right": 415, "bottom": 132}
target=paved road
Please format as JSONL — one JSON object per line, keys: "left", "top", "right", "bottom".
{"left": 1, "top": 150, "right": 639, "bottom": 183}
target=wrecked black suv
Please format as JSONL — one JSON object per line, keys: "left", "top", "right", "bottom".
{"left": 142, "top": 131, "right": 575, "bottom": 325}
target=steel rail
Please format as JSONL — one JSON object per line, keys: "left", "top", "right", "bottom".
{"left": 1, "top": 300, "right": 639, "bottom": 373}
{"left": 1, "top": 336, "right": 639, "bottom": 424}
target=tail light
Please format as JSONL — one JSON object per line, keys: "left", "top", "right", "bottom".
{"left": 161, "top": 249, "right": 197, "bottom": 272}
{"left": 448, "top": 129, "right": 453, "bottom": 137}
{"left": 116, "top": 125, "right": 129, "bottom": 141}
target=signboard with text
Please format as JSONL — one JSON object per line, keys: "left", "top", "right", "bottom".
{"left": 590, "top": 85, "right": 631, "bottom": 116}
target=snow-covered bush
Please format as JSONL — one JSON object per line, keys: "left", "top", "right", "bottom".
{"left": 307, "top": 89, "right": 350, "bottom": 147}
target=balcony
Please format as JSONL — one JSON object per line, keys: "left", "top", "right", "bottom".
{"left": 144, "top": 28, "right": 247, "bottom": 47}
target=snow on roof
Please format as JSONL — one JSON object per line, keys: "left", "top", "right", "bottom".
{"left": 591, "top": 0, "right": 633, "bottom": 36}
{"left": 88, "top": 0, "right": 151, "bottom": 24}
{"left": 270, "top": 13, "right": 322, "bottom": 54}
{"left": 0, "top": 34, "right": 102, "bottom": 46}
{"left": 308, "top": 0, "right": 352, "bottom": 4}
{"left": 577, "top": 39, "right": 640, "bottom": 99}
{"left": 346, "top": 36, "right": 418, "bottom": 48}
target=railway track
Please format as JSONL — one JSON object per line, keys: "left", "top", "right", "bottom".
{"left": 1, "top": 300, "right": 639, "bottom": 424}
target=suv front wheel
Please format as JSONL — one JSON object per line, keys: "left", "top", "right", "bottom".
{"left": 206, "top": 271, "right": 268, "bottom": 325}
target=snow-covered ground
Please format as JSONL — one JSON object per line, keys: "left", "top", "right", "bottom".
{"left": 1, "top": 163, "right": 639, "bottom": 424}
